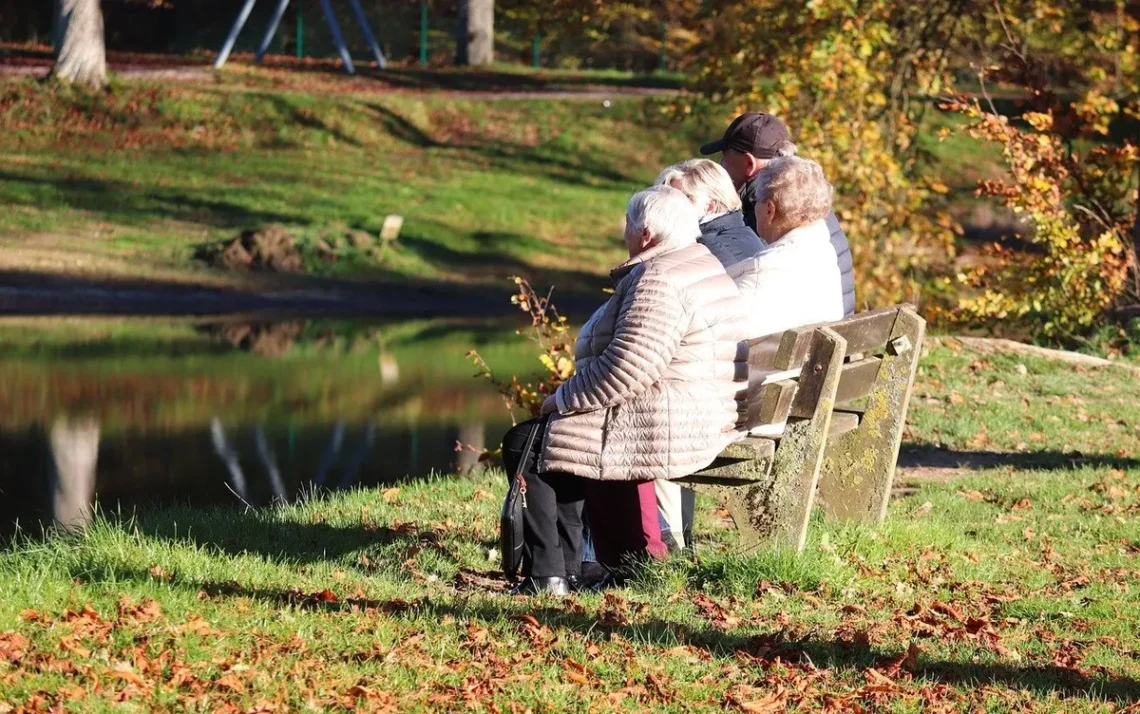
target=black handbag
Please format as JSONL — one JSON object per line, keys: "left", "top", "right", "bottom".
{"left": 500, "top": 423, "right": 539, "bottom": 580}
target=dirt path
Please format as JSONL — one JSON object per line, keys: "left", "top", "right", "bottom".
{"left": 0, "top": 57, "right": 678, "bottom": 100}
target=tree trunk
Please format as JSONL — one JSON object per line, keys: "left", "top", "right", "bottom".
{"left": 52, "top": 0, "right": 107, "bottom": 89}
{"left": 455, "top": 0, "right": 494, "bottom": 66}
{"left": 1132, "top": 177, "right": 1140, "bottom": 298}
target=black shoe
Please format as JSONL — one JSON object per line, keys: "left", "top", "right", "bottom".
{"left": 569, "top": 562, "right": 617, "bottom": 592}
{"left": 510, "top": 576, "right": 570, "bottom": 597}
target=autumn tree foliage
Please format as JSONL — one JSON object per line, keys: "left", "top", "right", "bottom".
{"left": 944, "top": 0, "right": 1139, "bottom": 338}
{"left": 681, "top": 1, "right": 994, "bottom": 311}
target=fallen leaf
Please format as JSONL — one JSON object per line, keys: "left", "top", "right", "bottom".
{"left": 108, "top": 663, "right": 147, "bottom": 687}
{"left": 215, "top": 673, "right": 245, "bottom": 692}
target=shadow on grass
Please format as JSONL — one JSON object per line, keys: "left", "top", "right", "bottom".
{"left": 0, "top": 266, "right": 603, "bottom": 318}
{"left": 898, "top": 445, "right": 1140, "bottom": 473}
{"left": 364, "top": 102, "right": 641, "bottom": 189}
{"left": 0, "top": 170, "right": 301, "bottom": 231}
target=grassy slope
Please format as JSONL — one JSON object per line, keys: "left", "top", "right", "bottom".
{"left": 2, "top": 343, "right": 1138, "bottom": 712}
{"left": 0, "top": 70, "right": 703, "bottom": 294}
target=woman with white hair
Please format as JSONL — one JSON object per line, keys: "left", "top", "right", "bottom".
{"left": 734, "top": 156, "right": 844, "bottom": 339}
{"left": 656, "top": 159, "right": 764, "bottom": 271}
{"left": 500, "top": 184, "right": 747, "bottom": 596}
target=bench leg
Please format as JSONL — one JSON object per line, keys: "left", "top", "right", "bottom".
{"left": 818, "top": 309, "right": 925, "bottom": 523}
{"left": 746, "top": 327, "right": 847, "bottom": 552}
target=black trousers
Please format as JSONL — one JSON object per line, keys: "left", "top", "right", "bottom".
{"left": 501, "top": 418, "right": 585, "bottom": 579}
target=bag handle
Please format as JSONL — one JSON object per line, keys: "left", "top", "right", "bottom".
{"left": 514, "top": 419, "right": 542, "bottom": 508}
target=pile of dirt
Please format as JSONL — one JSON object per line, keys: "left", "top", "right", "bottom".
{"left": 199, "top": 225, "right": 304, "bottom": 273}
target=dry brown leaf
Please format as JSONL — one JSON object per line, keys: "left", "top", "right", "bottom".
{"left": 108, "top": 663, "right": 147, "bottom": 688}
{"left": 215, "top": 672, "right": 246, "bottom": 692}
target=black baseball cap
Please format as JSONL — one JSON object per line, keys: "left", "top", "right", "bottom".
{"left": 699, "top": 112, "right": 791, "bottom": 158}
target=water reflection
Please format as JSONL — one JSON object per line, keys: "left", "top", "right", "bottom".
{"left": 0, "top": 317, "right": 532, "bottom": 538}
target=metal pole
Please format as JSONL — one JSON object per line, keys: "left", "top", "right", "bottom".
{"left": 255, "top": 0, "right": 293, "bottom": 63}
{"left": 214, "top": 0, "right": 260, "bottom": 69}
{"left": 317, "top": 0, "right": 355, "bottom": 74}
{"left": 532, "top": 33, "right": 540, "bottom": 69}
{"left": 419, "top": 2, "right": 428, "bottom": 65}
{"left": 345, "top": 0, "right": 387, "bottom": 69}
{"left": 296, "top": 5, "right": 303, "bottom": 58}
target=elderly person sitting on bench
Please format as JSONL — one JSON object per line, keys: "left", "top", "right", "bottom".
{"left": 735, "top": 156, "right": 844, "bottom": 341}
{"left": 499, "top": 185, "right": 748, "bottom": 596}
{"left": 655, "top": 159, "right": 764, "bottom": 273}
{"left": 652, "top": 158, "right": 764, "bottom": 551}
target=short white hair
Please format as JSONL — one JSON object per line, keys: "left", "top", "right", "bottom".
{"left": 626, "top": 185, "right": 701, "bottom": 247}
{"left": 654, "top": 159, "right": 742, "bottom": 216}
{"left": 752, "top": 156, "right": 833, "bottom": 228}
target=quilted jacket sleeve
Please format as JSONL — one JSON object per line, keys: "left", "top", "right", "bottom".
{"left": 555, "top": 272, "right": 688, "bottom": 414}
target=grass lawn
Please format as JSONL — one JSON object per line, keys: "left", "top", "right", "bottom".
{"left": 0, "top": 69, "right": 706, "bottom": 296}
{"left": 2, "top": 341, "right": 1139, "bottom": 712}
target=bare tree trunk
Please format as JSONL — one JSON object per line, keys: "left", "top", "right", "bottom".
{"left": 1130, "top": 168, "right": 1140, "bottom": 303}
{"left": 52, "top": 0, "right": 107, "bottom": 89}
{"left": 455, "top": 0, "right": 494, "bottom": 66}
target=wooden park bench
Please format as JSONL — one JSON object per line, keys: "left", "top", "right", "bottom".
{"left": 676, "top": 305, "right": 926, "bottom": 552}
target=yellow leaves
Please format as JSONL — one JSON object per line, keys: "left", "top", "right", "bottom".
{"left": 1074, "top": 90, "right": 1120, "bottom": 135}
{"left": 1023, "top": 111, "right": 1054, "bottom": 132}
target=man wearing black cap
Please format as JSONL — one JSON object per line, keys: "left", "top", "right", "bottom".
{"left": 700, "top": 112, "right": 856, "bottom": 316}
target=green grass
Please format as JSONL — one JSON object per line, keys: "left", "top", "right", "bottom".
{"left": 2, "top": 343, "right": 1138, "bottom": 712}
{"left": 0, "top": 71, "right": 702, "bottom": 294}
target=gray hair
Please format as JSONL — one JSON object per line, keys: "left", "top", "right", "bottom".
{"left": 626, "top": 184, "right": 701, "bottom": 247}
{"left": 751, "top": 156, "right": 833, "bottom": 228}
{"left": 773, "top": 140, "right": 798, "bottom": 158}
{"left": 653, "top": 159, "right": 742, "bottom": 216}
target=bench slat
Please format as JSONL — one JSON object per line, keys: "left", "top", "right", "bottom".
{"left": 771, "top": 410, "right": 859, "bottom": 442}
{"left": 745, "top": 356, "right": 884, "bottom": 428}
{"left": 748, "top": 305, "right": 907, "bottom": 372}
{"left": 835, "top": 356, "right": 882, "bottom": 406}
{"left": 679, "top": 436, "right": 775, "bottom": 485}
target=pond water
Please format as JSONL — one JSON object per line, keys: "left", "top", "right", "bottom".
{"left": 0, "top": 316, "right": 541, "bottom": 538}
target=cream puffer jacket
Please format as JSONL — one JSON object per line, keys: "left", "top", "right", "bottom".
{"left": 540, "top": 240, "right": 748, "bottom": 481}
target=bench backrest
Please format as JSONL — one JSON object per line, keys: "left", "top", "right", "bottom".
{"left": 742, "top": 305, "right": 920, "bottom": 429}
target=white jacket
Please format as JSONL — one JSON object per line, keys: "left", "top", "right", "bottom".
{"left": 726, "top": 219, "right": 845, "bottom": 341}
